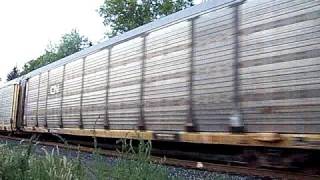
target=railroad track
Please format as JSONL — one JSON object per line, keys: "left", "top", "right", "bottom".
{"left": 0, "top": 134, "right": 319, "bottom": 180}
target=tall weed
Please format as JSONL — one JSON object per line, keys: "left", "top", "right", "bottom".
{"left": 0, "top": 136, "right": 172, "bottom": 180}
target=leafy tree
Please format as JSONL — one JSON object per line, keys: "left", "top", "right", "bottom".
{"left": 98, "top": 0, "right": 194, "bottom": 37}
{"left": 7, "top": 66, "right": 20, "bottom": 81}
{"left": 20, "top": 29, "right": 90, "bottom": 75}
{"left": 56, "top": 29, "right": 90, "bottom": 59}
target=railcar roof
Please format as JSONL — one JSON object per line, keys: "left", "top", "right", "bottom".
{"left": 0, "top": 79, "right": 19, "bottom": 89}
{"left": 18, "top": 0, "right": 233, "bottom": 80}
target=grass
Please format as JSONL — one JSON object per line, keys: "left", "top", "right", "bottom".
{"left": 0, "top": 136, "right": 173, "bottom": 180}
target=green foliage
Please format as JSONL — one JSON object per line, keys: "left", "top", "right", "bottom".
{"left": 20, "top": 29, "right": 90, "bottom": 76}
{"left": 28, "top": 148, "right": 85, "bottom": 180}
{"left": 88, "top": 139, "right": 171, "bottom": 180}
{"left": 0, "top": 138, "right": 173, "bottom": 180}
{"left": 6, "top": 66, "right": 20, "bottom": 81}
{"left": 98, "top": 0, "right": 194, "bottom": 37}
{"left": 56, "top": 30, "right": 90, "bottom": 59}
{"left": 109, "top": 139, "right": 169, "bottom": 180}
{"left": 0, "top": 142, "right": 85, "bottom": 180}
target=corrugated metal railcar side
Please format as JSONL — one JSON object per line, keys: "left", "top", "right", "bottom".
{"left": 193, "top": 5, "right": 235, "bottom": 132}
{"left": 108, "top": 38, "right": 143, "bottom": 130}
{"left": 82, "top": 50, "right": 109, "bottom": 129}
{"left": 23, "top": 0, "right": 320, "bottom": 134}
{"left": 145, "top": 21, "right": 191, "bottom": 131}
{"left": 38, "top": 71, "right": 49, "bottom": 127}
{"left": 0, "top": 83, "right": 19, "bottom": 130}
{"left": 25, "top": 75, "right": 39, "bottom": 127}
{"left": 239, "top": 0, "right": 320, "bottom": 133}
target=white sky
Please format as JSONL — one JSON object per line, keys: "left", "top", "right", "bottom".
{"left": 0, "top": 0, "right": 105, "bottom": 83}
{"left": 0, "top": 0, "right": 202, "bottom": 84}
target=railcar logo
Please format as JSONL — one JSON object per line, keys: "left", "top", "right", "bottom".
{"left": 49, "top": 84, "right": 60, "bottom": 95}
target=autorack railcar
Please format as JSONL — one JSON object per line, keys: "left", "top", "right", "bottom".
{"left": 0, "top": 0, "right": 320, "bottom": 151}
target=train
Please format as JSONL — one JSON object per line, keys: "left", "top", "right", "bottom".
{"left": 0, "top": 0, "right": 320, "bottom": 157}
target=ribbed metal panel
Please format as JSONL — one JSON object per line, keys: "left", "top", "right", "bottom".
{"left": 37, "top": 71, "right": 48, "bottom": 127}
{"left": 108, "top": 37, "right": 143, "bottom": 130}
{"left": 46, "top": 67, "right": 64, "bottom": 128}
{"left": 0, "top": 84, "right": 16, "bottom": 127}
{"left": 144, "top": 21, "right": 191, "bottom": 131}
{"left": 62, "top": 59, "right": 83, "bottom": 128}
{"left": 192, "top": 5, "right": 235, "bottom": 132}
{"left": 239, "top": 0, "right": 320, "bottom": 133}
{"left": 25, "top": 75, "right": 40, "bottom": 127}
{"left": 82, "top": 49, "right": 109, "bottom": 129}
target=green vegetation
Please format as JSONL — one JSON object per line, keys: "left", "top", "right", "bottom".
{"left": 6, "top": 30, "right": 90, "bottom": 81}
{"left": 98, "top": 0, "right": 194, "bottom": 37}
{"left": 19, "top": 29, "right": 91, "bottom": 76}
{"left": 6, "top": 66, "right": 20, "bottom": 81}
{"left": 0, "top": 138, "right": 172, "bottom": 180}
{"left": 107, "top": 139, "right": 169, "bottom": 180}
{"left": 7, "top": 0, "right": 194, "bottom": 81}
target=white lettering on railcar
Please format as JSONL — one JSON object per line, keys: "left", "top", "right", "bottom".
{"left": 49, "top": 84, "right": 60, "bottom": 95}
